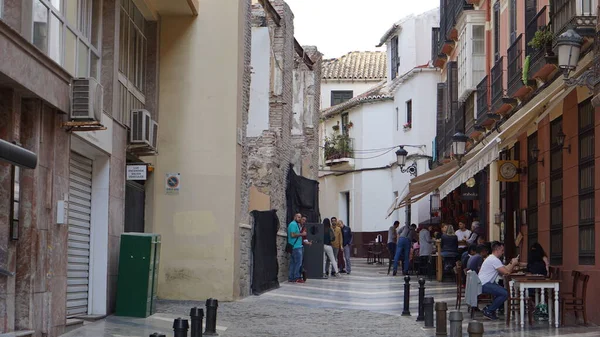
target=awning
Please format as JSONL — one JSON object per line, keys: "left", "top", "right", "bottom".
{"left": 387, "top": 151, "right": 479, "bottom": 218}
{"left": 438, "top": 52, "right": 594, "bottom": 198}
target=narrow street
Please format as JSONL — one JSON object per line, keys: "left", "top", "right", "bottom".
{"left": 61, "top": 259, "right": 600, "bottom": 337}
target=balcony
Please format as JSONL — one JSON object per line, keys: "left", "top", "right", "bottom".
{"left": 552, "top": 0, "right": 597, "bottom": 38}
{"left": 434, "top": 0, "right": 475, "bottom": 65}
{"left": 490, "top": 57, "right": 505, "bottom": 114}
{"left": 525, "top": 6, "right": 557, "bottom": 82}
{"left": 475, "top": 75, "right": 497, "bottom": 129}
{"left": 507, "top": 34, "right": 529, "bottom": 98}
{"left": 324, "top": 135, "right": 354, "bottom": 166}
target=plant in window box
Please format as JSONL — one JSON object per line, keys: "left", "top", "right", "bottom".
{"left": 346, "top": 121, "right": 354, "bottom": 129}
{"left": 332, "top": 124, "right": 340, "bottom": 132}
{"left": 527, "top": 27, "right": 555, "bottom": 56}
{"left": 403, "top": 122, "right": 412, "bottom": 130}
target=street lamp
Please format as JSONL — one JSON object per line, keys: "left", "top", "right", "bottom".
{"left": 556, "top": 128, "right": 571, "bottom": 153}
{"left": 431, "top": 190, "right": 440, "bottom": 211}
{"left": 530, "top": 144, "right": 545, "bottom": 166}
{"left": 396, "top": 146, "right": 417, "bottom": 176}
{"left": 452, "top": 132, "right": 468, "bottom": 166}
{"left": 557, "top": 28, "right": 584, "bottom": 78}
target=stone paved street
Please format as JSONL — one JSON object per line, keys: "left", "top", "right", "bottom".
{"left": 61, "top": 259, "right": 600, "bottom": 337}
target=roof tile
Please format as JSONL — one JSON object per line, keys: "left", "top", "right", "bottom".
{"left": 322, "top": 51, "right": 387, "bottom": 80}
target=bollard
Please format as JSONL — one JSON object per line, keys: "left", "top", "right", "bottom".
{"left": 402, "top": 276, "right": 411, "bottom": 316}
{"left": 449, "top": 311, "right": 463, "bottom": 337}
{"left": 435, "top": 301, "right": 448, "bottom": 337}
{"left": 416, "top": 278, "right": 426, "bottom": 321}
{"left": 190, "top": 307, "right": 204, "bottom": 337}
{"left": 205, "top": 298, "right": 219, "bottom": 336}
{"left": 423, "top": 297, "right": 434, "bottom": 328}
{"left": 467, "top": 321, "right": 484, "bottom": 337}
{"left": 149, "top": 334, "right": 166, "bottom": 337}
{"left": 173, "top": 318, "right": 189, "bottom": 337}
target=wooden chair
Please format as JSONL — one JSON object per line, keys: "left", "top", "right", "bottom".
{"left": 561, "top": 273, "right": 590, "bottom": 326}
{"left": 548, "top": 266, "right": 561, "bottom": 280}
{"left": 504, "top": 276, "right": 534, "bottom": 325}
{"left": 455, "top": 262, "right": 465, "bottom": 310}
{"left": 372, "top": 242, "right": 384, "bottom": 265}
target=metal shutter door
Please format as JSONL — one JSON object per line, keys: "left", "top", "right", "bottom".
{"left": 67, "top": 152, "right": 93, "bottom": 317}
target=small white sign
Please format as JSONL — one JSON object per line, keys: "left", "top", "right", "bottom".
{"left": 127, "top": 165, "right": 147, "bottom": 180}
{"left": 165, "top": 173, "right": 181, "bottom": 195}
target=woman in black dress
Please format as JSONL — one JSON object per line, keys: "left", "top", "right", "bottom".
{"left": 527, "top": 242, "right": 549, "bottom": 277}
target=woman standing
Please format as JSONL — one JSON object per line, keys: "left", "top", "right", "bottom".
{"left": 323, "top": 218, "right": 340, "bottom": 278}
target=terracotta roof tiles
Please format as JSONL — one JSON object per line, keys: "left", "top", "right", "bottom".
{"left": 322, "top": 51, "right": 387, "bottom": 80}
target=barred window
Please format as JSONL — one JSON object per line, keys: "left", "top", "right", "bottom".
{"left": 527, "top": 132, "right": 538, "bottom": 245}
{"left": 549, "top": 118, "right": 563, "bottom": 265}
{"left": 578, "top": 98, "right": 595, "bottom": 265}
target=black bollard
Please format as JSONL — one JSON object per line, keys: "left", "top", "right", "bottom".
{"left": 467, "top": 321, "right": 484, "bottom": 337}
{"left": 173, "top": 318, "right": 189, "bottom": 337}
{"left": 423, "top": 297, "right": 434, "bottom": 328}
{"left": 449, "top": 311, "right": 463, "bottom": 337}
{"left": 435, "top": 301, "right": 448, "bottom": 337}
{"left": 205, "top": 298, "right": 219, "bottom": 336}
{"left": 190, "top": 307, "right": 204, "bottom": 337}
{"left": 416, "top": 278, "right": 426, "bottom": 321}
{"left": 402, "top": 275, "right": 411, "bottom": 316}
{"left": 149, "top": 334, "right": 166, "bottom": 337}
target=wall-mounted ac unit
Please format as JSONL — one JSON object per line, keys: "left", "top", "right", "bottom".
{"left": 130, "top": 109, "right": 152, "bottom": 146}
{"left": 70, "top": 77, "right": 104, "bottom": 121}
{"left": 150, "top": 120, "right": 159, "bottom": 151}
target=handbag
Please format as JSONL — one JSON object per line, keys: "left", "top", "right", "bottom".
{"left": 286, "top": 237, "right": 299, "bottom": 254}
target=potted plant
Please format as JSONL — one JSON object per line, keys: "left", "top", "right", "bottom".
{"left": 332, "top": 124, "right": 340, "bottom": 132}
{"left": 403, "top": 122, "right": 412, "bottom": 130}
{"left": 527, "top": 27, "right": 554, "bottom": 55}
{"left": 346, "top": 121, "right": 354, "bottom": 129}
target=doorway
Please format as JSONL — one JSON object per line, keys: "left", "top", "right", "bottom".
{"left": 339, "top": 191, "right": 350, "bottom": 227}
{"left": 125, "top": 180, "right": 146, "bottom": 233}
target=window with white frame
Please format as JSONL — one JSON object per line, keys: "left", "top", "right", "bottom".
{"left": 32, "top": 0, "right": 101, "bottom": 79}
{"left": 457, "top": 21, "right": 485, "bottom": 100}
{"left": 405, "top": 100, "right": 412, "bottom": 128}
{"left": 118, "top": 0, "right": 147, "bottom": 126}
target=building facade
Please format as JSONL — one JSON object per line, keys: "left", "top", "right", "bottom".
{"left": 319, "top": 9, "right": 440, "bottom": 255}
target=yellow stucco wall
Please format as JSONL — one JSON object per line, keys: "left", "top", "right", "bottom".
{"left": 146, "top": 0, "right": 245, "bottom": 301}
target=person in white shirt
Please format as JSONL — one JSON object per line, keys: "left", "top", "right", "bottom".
{"left": 455, "top": 222, "right": 472, "bottom": 253}
{"left": 478, "top": 241, "right": 519, "bottom": 320}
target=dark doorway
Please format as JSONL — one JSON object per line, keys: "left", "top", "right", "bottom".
{"left": 125, "top": 180, "right": 145, "bottom": 233}
{"left": 251, "top": 210, "right": 280, "bottom": 295}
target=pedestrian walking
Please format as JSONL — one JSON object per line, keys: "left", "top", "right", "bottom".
{"left": 393, "top": 223, "right": 416, "bottom": 276}
{"left": 322, "top": 218, "right": 339, "bottom": 278}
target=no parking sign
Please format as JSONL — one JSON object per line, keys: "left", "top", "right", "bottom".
{"left": 165, "top": 173, "right": 181, "bottom": 195}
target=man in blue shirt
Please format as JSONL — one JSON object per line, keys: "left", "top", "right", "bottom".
{"left": 287, "top": 213, "right": 306, "bottom": 283}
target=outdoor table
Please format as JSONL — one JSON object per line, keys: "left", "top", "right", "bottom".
{"left": 512, "top": 277, "right": 561, "bottom": 328}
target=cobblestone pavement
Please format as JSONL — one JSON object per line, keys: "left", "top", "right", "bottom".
{"left": 61, "top": 258, "right": 600, "bottom": 337}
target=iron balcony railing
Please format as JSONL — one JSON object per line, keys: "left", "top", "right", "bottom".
{"left": 476, "top": 75, "right": 489, "bottom": 119}
{"left": 491, "top": 57, "right": 504, "bottom": 114}
{"left": 525, "top": 6, "right": 548, "bottom": 78}
{"left": 507, "top": 34, "right": 524, "bottom": 97}
{"left": 324, "top": 135, "right": 354, "bottom": 161}
{"left": 435, "top": 0, "right": 475, "bottom": 59}
{"left": 552, "top": 0, "right": 597, "bottom": 37}
{"left": 431, "top": 27, "right": 441, "bottom": 61}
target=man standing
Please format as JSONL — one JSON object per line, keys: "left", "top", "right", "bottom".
{"left": 341, "top": 221, "right": 353, "bottom": 275}
{"left": 287, "top": 213, "right": 306, "bottom": 283}
{"left": 478, "top": 241, "right": 519, "bottom": 319}
{"left": 393, "top": 223, "right": 417, "bottom": 276}
{"left": 331, "top": 220, "right": 343, "bottom": 272}
{"left": 456, "top": 222, "right": 472, "bottom": 254}
{"left": 388, "top": 221, "right": 400, "bottom": 259}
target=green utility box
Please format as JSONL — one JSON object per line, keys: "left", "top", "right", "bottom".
{"left": 115, "top": 233, "right": 161, "bottom": 318}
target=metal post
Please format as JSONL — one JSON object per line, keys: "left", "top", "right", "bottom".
{"left": 173, "top": 318, "right": 189, "bottom": 337}
{"left": 417, "top": 278, "right": 426, "bottom": 321}
{"left": 435, "top": 301, "right": 448, "bottom": 337}
{"left": 424, "top": 297, "right": 434, "bottom": 328}
{"left": 402, "top": 276, "right": 411, "bottom": 316}
{"left": 449, "top": 311, "right": 463, "bottom": 337}
{"left": 467, "top": 321, "right": 484, "bottom": 337}
{"left": 205, "top": 298, "right": 219, "bottom": 336}
{"left": 190, "top": 307, "right": 204, "bottom": 337}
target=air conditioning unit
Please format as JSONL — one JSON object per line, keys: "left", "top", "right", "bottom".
{"left": 70, "top": 77, "right": 103, "bottom": 121}
{"left": 150, "top": 119, "right": 159, "bottom": 150}
{"left": 130, "top": 109, "right": 152, "bottom": 146}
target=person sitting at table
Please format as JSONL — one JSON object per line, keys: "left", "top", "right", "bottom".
{"left": 461, "top": 244, "right": 477, "bottom": 272}
{"left": 527, "top": 242, "right": 549, "bottom": 277}
{"left": 466, "top": 244, "right": 489, "bottom": 274}
{"left": 478, "top": 241, "right": 519, "bottom": 320}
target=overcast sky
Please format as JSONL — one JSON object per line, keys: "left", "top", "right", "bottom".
{"left": 285, "top": 0, "right": 439, "bottom": 59}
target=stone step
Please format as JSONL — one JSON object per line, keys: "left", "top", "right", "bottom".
{"left": 0, "top": 331, "right": 35, "bottom": 337}
{"left": 64, "top": 318, "right": 85, "bottom": 334}
{"left": 78, "top": 315, "right": 107, "bottom": 322}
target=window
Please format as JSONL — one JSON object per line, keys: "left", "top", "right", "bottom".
{"left": 10, "top": 165, "right": 20, "bottom": 240}
{"left": 510, "top": 0, "right": 517, "bottom": 43}
{"left": 391, "top": 36, "right": 399, "bottom": 80}
{"left": 527, "top": 133, "right": 539, "bottom": 246}
{"left": 549, "top": 118, "right": 563, "bottom": 265}
{"left": 578, "top": 99, "right": 595, "bottom": 265}
{"left": 396, "top": 107, "right": 399, "bottom": 131}
{"left": 331, "top": 91, "right": 353, "bottom": 107}
{"left": 32, "top": 0, "right": 101, "bottom": 77}
{"left": 118, "top": 0, "right": 148, "bottom": 125}
{"left": 341, "top": 113, "right": 349, "bottom": 135}
{"left": 494, "top": 2, "right": 500, "bottom": 61}
{"left": 406, "top": 100, "right": 412, "bottom": 127}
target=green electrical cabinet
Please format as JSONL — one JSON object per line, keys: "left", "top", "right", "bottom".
{"left": 115, "top": 233, "right": 161, "bottom": 318}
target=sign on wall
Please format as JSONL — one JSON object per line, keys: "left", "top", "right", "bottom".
{"left": 165, "top": 173, "right": 181, "bottom": 195}
{"left": 126, "top": 165, "right": 147, "bottom": 180}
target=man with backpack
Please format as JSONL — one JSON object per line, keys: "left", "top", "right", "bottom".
{"left": 287, "top": 213, "right": 306, "bottom": 283}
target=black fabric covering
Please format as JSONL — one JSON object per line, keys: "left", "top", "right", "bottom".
{"left": 286, "top": 165, "right": 321, "bottom": 224}
{"left": 251, "top": 210, "right": 280, "bottom": 295}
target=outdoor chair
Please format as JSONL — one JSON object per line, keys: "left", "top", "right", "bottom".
{"left": 561, "top": 273, "right": 590, "bottom": 326}
{"left": 504, "top": 276, "right": 534, "bottom": 325}
{"left": 454, "top": 262, "right": 465, "bottom": 310}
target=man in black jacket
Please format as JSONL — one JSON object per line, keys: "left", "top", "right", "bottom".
{"left": 341, "top": 222, "right": 353, "bottom": 274}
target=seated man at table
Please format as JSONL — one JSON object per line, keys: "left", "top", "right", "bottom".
{"left": 478, "top": 241, "right": 519, "bottom": 320}
{"left": 466, "top": 244, "right": 489, "bottom": 274}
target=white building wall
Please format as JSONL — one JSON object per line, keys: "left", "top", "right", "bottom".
{"left": 320, "top": 81, "right": 378, "bottom": 110}
{"left": 248, "top": 27, "right": 270, "bottom": 137}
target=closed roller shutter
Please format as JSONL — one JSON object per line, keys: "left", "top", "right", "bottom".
{"left": 67, "top": 152, "right": 93, "bottom": 317}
